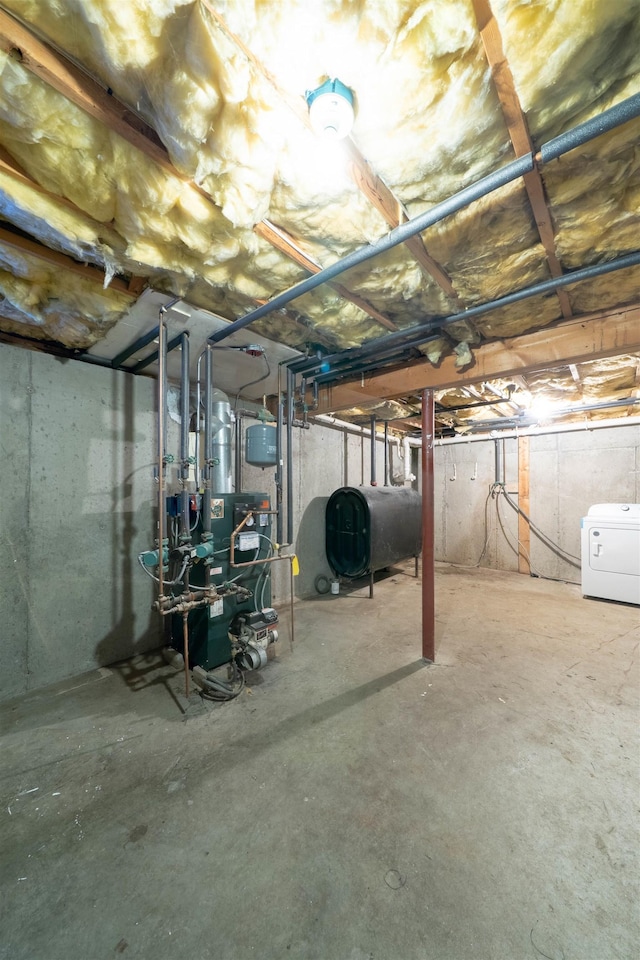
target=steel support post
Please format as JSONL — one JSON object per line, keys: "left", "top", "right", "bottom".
{"left": 421, "top": 390, "right": 435, "bottom": 662}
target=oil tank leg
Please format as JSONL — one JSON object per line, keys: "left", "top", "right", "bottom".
{"left": 369, "top": 570, "right": 374, "bottom": 599}
{"left": 414, "top": 554, "right": 419, "bottom": 578}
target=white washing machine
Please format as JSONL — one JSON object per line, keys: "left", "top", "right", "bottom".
{"left": 581, "top": 503, "right": 640, "bottom": 605}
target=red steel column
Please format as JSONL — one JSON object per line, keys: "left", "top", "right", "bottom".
{"left": 421, "top": 389, "right": 435, "bottom": 662}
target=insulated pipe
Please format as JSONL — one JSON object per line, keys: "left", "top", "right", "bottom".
{"left": 179, "top": 332, "right": 190, "bottom": 538}
{"left": 157, "top": 319, "right": 167, "bottom": 601}
{"left": 295, "top": 250, "right": 640, "bottom": 381}
{"left": 276, "top": 369, "right": 284, "bottom": 544}
{"left": 305, "top": 339, "right": 440, "bottom": 384}
{"left": 421, "top": 390, "right": 435, "bottom": 663}
{"left": 131, "top": 333, "right": 183, "bottom": 374}
{"left": 370, "top": 415, "right": 377, "bottom": 485}
{"left": 286, "top": 366, "right": 294, "bottom": 546}
{"left": 539, "top": 92, "right": 640, "bottom": 163}
{"left": 384, "top": 421, "right": 389, "bottom": 486}
{"left": 494, "top": 437, "right": 505, "bottom": 485}
{"left": 210, "top": 153, "right": 532, "bottom": 344}
{"left": 235, "top": 415, "right": 243, "bottom": 494}
{"left": 202, "top": 344, "right": 213, "bottom": 534}
{"left": 209, "top": 92, "right": 640, "bottom": 347}
{"left": 466, "top": 395, "right": 639, "bottom": 432}
{"left": 403, "top": 436, "right": 417, "bottom": 483}
{"left": 436, "top": 413, "right": 640, "bottom": 444}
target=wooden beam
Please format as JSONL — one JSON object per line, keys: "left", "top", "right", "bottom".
{"left": 315, "top": 304, "right": 640, "bottom": 413}
{"left": 517, "top": 436, "right": 531, "bottom": 575}
{"left": 0, "top": 224, "right": 135, "bottom": 296}
{"left": 0, "top": 9, "right": 171, "bottom": 170}
{"left": 0, "top": 324, "right": 80, "bottom": 357}
{"left": 255, "top": 220, "right": 398, "bottom": 331}
{"left": 344, "top": 144, "right": 461, "bottom": 301}
{"left": 472, "top": 0, "right": 572, "bottom": 320}
{"left": 0, "top": 148, "right": 147, "bottom": 295}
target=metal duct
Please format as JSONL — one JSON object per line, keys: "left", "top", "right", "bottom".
{"left": 211, "top": 388, "right": 233, "bottom": 493}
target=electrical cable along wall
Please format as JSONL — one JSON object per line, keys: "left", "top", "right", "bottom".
{"left": 434, "top": 426, "right": 640, "bottom": 583}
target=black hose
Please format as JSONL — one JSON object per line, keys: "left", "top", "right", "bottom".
{"left": 199, "top": 667, "right": 245, "bottom": 701}
{"left": 497, "top": 485, "right": 581, "bottom": 566}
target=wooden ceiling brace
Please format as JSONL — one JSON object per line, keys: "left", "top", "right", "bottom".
{"left": 199, "top": 0, "right": 461, "bottom": 304}
{"left": 0, "top": 147, "right": 144, "bottom": 294}
{"left": 254, "top": 220, "right": 398, "bottom": 331}
{"left": 0, "top": 222, "right": 135, "bottom": 297}
{"left": 0, "top": 8, "right": 394, "bottom": 336}
{"left": 472, "top": 0, "right": 573, "bottom": 320}
{"left": 343, "top": 143, "right": 461, "bottom": 301}
{"left": 315, "top": 304, "right": 640, "bottom": 414}
{"left": 0, "top": 151, "right": 332, "bottom": 348}
{"left": 0, "top": 324, "right": 90, "bottom": 357}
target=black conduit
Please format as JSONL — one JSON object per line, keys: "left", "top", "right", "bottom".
{"left": 384, "top": 422, "right": 389, "bottom": 486}
{"left": 179, "top": 331, "right": 190, "bottom": 538}
{"left": 294, "top": 249, "right": 640, "bottom": 381}
{"left": 276, "top": 384, "right": 284, "bottom": 544}
{"left": 370, "top": 415, "right": 377, "bottom": 486}
{"left": 286, "top": 366, "right": 294, "bottom": 546}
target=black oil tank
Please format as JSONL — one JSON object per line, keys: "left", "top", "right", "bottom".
{"left": 325, "top": 486, "right": 422, "bottom": 579}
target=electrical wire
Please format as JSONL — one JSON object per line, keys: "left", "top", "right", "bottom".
{"left": 497, "top": 484, "right": 581, "bottom": 566}
{"left": 470, "top": 488, "right": 495, "bottom": 567}
{"left": 233, "top": 354, "right": 271, "bottom": 411}
{"left": 252, "top": 534, "right": 274, "bottom": 611}
{"left": 137, "top": 553, "right": 189, "bottom": 586}
{"left": 189, "top": 508, "right": 201, "bottom": 533}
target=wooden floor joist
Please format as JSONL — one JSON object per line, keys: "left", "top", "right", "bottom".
{"left": 255, "top": 220, "right": 398, "bottom": 331}
{"left": 0, "top": 223, "right": 136, "bottom": 297}
{"left": 315, "top": 304, "right": 640, "bottom": 414}
{"left": 472, "top": 0, "right": 572, "bottom": 320}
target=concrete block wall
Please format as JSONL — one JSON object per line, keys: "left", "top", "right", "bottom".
{"left": 1, "top": 345, "right": 160, "bottom": 702}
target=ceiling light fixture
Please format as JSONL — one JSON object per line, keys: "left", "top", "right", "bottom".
{"left": 305, "top": 78, "right": 354, "bottom": 139}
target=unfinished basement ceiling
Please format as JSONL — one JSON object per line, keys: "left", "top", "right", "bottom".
{"left": 0, "top": 0, "right": 638, "bottom": 432}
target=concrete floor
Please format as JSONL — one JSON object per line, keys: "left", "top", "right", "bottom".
{"left": 1, "top": 563, "right": 638, "bottom": 960}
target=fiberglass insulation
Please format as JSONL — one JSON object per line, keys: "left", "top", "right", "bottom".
{"left": 0, "top": 0, "right": 638, "bottom": 362}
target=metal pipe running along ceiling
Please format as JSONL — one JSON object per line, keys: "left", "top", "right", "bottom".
{"left": 296, "top": 249, "right": 640, "bottom": 381}
{"left": 208, "top": 93, "right": 640, "bottom": 348}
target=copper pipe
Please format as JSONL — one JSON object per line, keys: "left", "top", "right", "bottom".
{"left": 182, "top": 612, "right": 190, "bottom": 698}
{"left": 229, "top": 510, "right": 283, "bottom": 568}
